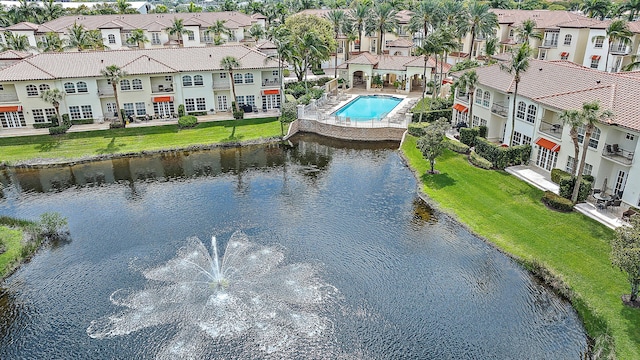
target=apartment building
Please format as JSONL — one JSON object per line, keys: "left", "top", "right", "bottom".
{"left": 0, "top": 45, "right": 281, "bottom": 130}
{"left": 582, "top": 20, "right": 640, "bottom": 72}
{"left": 452, "top": 59, "right": 640, "bottom": 208}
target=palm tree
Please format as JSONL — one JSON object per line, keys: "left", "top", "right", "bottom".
{"left": 622, "top": 54, "right": 640, "bottom": 71}
{"left": 484, "top": 36, "right": 498, "bottom": 63}
{"left": 37, "top": 32, "right": 64, "bottom": 52}
{"left": 415, "top": 34, "right": 440, "bottom": 121}
{"left": 559, "top": 109, "right": 582, "bottom": 177}
{"left": 116, "top": 0, "right": 135, "bottom": 14}
{"left": 350, "top": 1, "right": 370, "bottom": 53}
{"left": 499, "top": 43, "right": 531, "bottom": 146}
{"left": 326, "top": 9, "right": 346, "bottom": 78}
{"left": 41, "top": 0, "right": 65, "bottom": 22}
{"left": 265, "top": 26, "right": 291, "bottom": 107}
{"left": 467, "top": 1, "right": 499, "bottom": 59}
{"left": 167, "top": 18, "right": 186, "bottom": 48}
{"left": 571, "top": 101, "right": 613, "bottom": 203}
{"left": 248, "top": 23, "right": 265, "bottom": 42}
{"left": 183, "top": 2, "right": 203, "bottom": 13}
{"left": 11, "top": 0, "right": 40, "bottom": 23}
{"left": 342, "top": 18, "right": 358, "bottom": 62}
{"left": 620, "top": 0, "right": 640, "bottom": 21}
{"left": 65, "top": 22, "right": 92, "bottom": 51}
{"left": 87, "top": 30, "right": 107, "bottom": 50}
{"left": 456, "top": 70, "right": 479, "bottom": 125}
{"left": 299, "top": 32, "right": 329, "bottom": 90}
{"left": 408, "top": 0, "right": 438, "bottom": 46}
{"left": 207, "top": 20, "right": 231, "bottom": 45}
{"left": 581, "top": 0, "right": 611, "bottom": 20}
{"left": 40, "top": 88, "right": 64, "bottom": 126}
{"left": 368, "top": 2, "right": 398, "bottom": 55}
{"left": 489, "top": 0, "right": 513, "bottom": 9}
{"left": 1, "top": 32, "right": 31, "bottom": 51}
{"left": 516, "top": 19, "right": 543, "bottom": 45}
{"left": 100, "top": 65, "right": 128, "bottom": 126}
{"left": 126, "top": 29, "right": 148, "bottom": 48}
{"left": 600, "top": 20, "right": 633, "bottom": 72}
{"left": 220, "top": 56, "right": 241, "bottom": 113}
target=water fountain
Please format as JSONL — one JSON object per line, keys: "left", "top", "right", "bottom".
{"left": 87, "top": 231, "right": 339, "bottom": 358}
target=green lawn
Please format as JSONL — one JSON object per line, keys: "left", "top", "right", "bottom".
{"left": 402, "top": 135, "right": 640, "bottom": 358}
{"left": 0, "top": 117, "right": 282, "bottom": 164}
{"left": 0, "top": 226, "right": 25, "bottom": 278}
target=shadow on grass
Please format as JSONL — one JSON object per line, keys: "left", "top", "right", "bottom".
{"left": 95, "top": 137, "right": 123, "bottom": 154}
{"left": 421, "top": 172, "right": 456, "bottom": 189}
{"left": 35, "top": 138, "right": 62, "bottom": 153}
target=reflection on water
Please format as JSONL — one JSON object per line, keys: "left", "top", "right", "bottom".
{"left": 0, "top": 135, "right": 586, "bottom": 359}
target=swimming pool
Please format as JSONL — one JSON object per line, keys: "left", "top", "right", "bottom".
{"left": 332, "top": 95, "right": 403, "bottom": 121}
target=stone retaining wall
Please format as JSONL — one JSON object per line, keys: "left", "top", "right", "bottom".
{"left": 285, "top": 119, "right": 405, "bottom": 142}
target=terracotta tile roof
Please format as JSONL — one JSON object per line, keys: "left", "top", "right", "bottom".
{"left": 6, "top": 21, "right": 39, "bottom": 31}
{"left": 491, "top": 9, "right": 590, "bottom": 29}
{"left": 343, "top": 52, "right": 451, "bottom": 72}
{"left": 460, "top": 59, "right": 640, "bottom": 131}
{"left": 0, "top": 45, "right": 279, "bottom": 81}
{"left": 297, "top": 9, "right": 411, "bottom": 23}
{"left": 556, "top": 17, "right": 606, "bottom": 29}
{"left": 387, "top": 38, "right": 414, "bottom": 48}
{"left": 346, "top": 52, "right": 379, "bottom": 65}
{"left": 0, "top": 50, "right": 33, "bottom": 60}
{"left": 255, "top": 40, "right": 276, "bottom": 50}
{"left": 628, "top": 20, "right": 640, "bottom": 33}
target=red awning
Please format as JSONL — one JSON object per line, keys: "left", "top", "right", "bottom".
{"left": 0, "top": 105, "right": 22, "bottom": 112}
{"left": 535, "top": 138, "right": 560, "bottom": 152}
{"left": 153, "top": 96, "right": 173, "bottom": 103}
{"left": 262, "top": 89, "right": 279, "bottom": 95}
{"left": 560, "top": 52, "right": 568, "bottom": 57}
{"left": 453, "top": 103, "right": 468, "bottom": 113}
{"left": 591, "top": 55, "right": 601, "bottom": 60}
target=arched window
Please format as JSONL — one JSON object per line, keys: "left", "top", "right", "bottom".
{"left": 193, "top": 75, "right": 203, "bottom": 86}
{"left": 26, "top": 84, "right": 38, "bottom": 96}
{"left": 234, "top": 73, "right": 243, "bottom": 84}
{"left": 108, "top": 34, "right": 116, "bottom": 44}
{"left": 475, "top": 89, "right": 482, "bottom": 104}
{"left": 526, "top": 104, "right": 537, "bottom": 123}
{"left": 76, "top": 81, "right": 88, "bottom": 93}
{"left": 578, "top": 124, "right": 601, "bottom": 149}
{"left": 64, "top": 82, "right": 76, "bottom": 94}
{"left": 39, "top": 84, "right": 50, "bottom": 93}
{"left": 132, "top": 79, "right": 143, "bottom": 90}
{"left": 516, "top": 101, "right": 526, "bottom": 119}
{"left": 120, "top": 79, "right": 131, "bottom": 91}
{"left": 482, "top": 91, "right": 490, "bottom": 107}
{"left": 244, "top": 73, "right": 253, "bottom": 84}
{"left": 564, "top": 34, "right": 572, "bottom": 46}
{"left": 182, "top": 75, "right": 192, "bottom": 87}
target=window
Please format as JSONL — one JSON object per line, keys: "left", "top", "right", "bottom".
{"left": 509, "top": 28, "right": 514, "bottom": 38}
{"left": 234, "top": 74, "right": 243, "bottom": 84}
{"left": 513, "top": 131, "right": 522, "bottom": 146}
{"left": 539, "top": 50, "right": 546, "bottom": 60}
{"left": 561, "top": 53, "right": 569, "bottom": 60}
{"left": 236, "top": 95, "right": 245, "bottom": 105}
{"left": 39, "top": 84, "right": 50, "bottom": 93}
{"left": 590, "top": 57, "right": 600, "bottom": 69}
{"left": 526, "top": 104, "right": 537, "bottom": 123}
{"left": 626, "top": 133, "right": 635, "bottom": 140}
{"left": 64, "top": 82, "right": 76, "bottom": 94}
{"left": 472, "top": 115, "right": 480, "bottom": 127}
{"left": 187, "top": 31, "right": 195, "bottom": 41}
{"left": 475, "top": 89, "right": 482, "bottom": 104}
{"left": 26, "top": 85, "right": 38, "bottom": 96}
{"left": 244, "top": 73, "right": 253, "bottom": 84}
{"left": 0, "top": 85, "right": 3, "bottom": 90}
{"left": 76, "top": 81, "right": 88, "bottom": 93}
{"left": 69, "top": 105, "right": 92, "bottom": 119}
{"left": 564, "top": 34, "right": 572, "bottom": 46}
{"left": 482, "top": 91, "right": 490, "bottom": 107}
{"left": 594, "top": 36, "right": 604, "bottom": 48}
{"left": 32, "top": 109, "right": 45, "bottom": 123}
{"left": 202, "top": 31, "right": 211, "bottom": 42}
{"left": 132, "top": 79, "right": 143, "bottom": 90}
{"left": 565, "top": 156, "right": 575, "bottom": 174}
{"left": 193, "top": 75, "right": 203, "bottom": 86}
{"left": 108, "top": 34, "right": 116, "bottom": 44}
{"left": 522, "top": 134, "right": 531, "bottom": 145}
{"left": 120, "top": 79, "right": 131, "bottom": 91}
{"left": 583, "top": 163, "right": 593, "bottom": 176}
{"left": 106, "top": 102, "right": 117, "bottom": 115}
{"left": 272, "top": 70, "right": 279, "bottom": 76}
{"left": 123, "top": 103, "right": 135, "bottom": 117}
{"left": 577, "top": 124, "right": 601, "bottom": 149}
{"left": 152, "top": 32, "right": 161, "bottom": 45}
{"left": 196, "top": 97, "right": 206, "bottom": 111}
{"left": 182, "top": 75, "right": 192, "bottom": 87}
{"left": 165, "top": 76, "right": 172, "bottom": 82}
{"left": 185, "top": 98, "right": 196, "bottom": 112}
{"left": 220, "top": 73, "right": 227, "bottom": 79}
{"left": 246, "top": 95, "right": 255, "bottom": 107}
{"left": 516, "top": 101, "right": 526, "bottom": 120}
{"left": 81, "top": 105, "right": 92, "bottom": 118}
{"left": 135, "top": 102, "right": 146, "bottom": 116}
{"left": 217, "top": 95, "right": 228, "bottom": 111}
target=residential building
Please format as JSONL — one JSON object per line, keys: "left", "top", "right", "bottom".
{"left": 0, "top": 1, "right": 154, "bottom": 14}
{"left": 451, "top": 59, "right": 640, "bottom": 208}
{"left": 0, "top": 45, "right": 281, "bottom": 130}
{"left": 583, "top": 20, "right": 640, "bottom": 72}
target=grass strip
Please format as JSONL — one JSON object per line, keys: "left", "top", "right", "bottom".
{"left": 401, "top": 135, "right": 640, "bottom": 358}
{"left": 0, "top": 117, "right": 281, "bottom": 164}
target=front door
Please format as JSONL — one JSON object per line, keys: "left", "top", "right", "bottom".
{"left": 536, "top": 146, "right": 557, "bottom": 171}
{"left": 0, "top": 111, "right": 25, "bottom": 128}
{"left": 217, "top": 95, "right": 228, "bottom": 111}
{"left": 154, "top": 101, "right": 174, "bottom": 117}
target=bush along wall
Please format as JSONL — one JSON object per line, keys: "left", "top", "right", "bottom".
{"left": 474, "top": 137, "right": 532, "bottom": 170}
{"left": 551, "top": 168, "right": 571, "bottom": 183}
{"left": 459, "top": 127, "right": 479, "bottom": 147}
{"left": 178, "top": 115, "right": 198, "bottom": 129}
{"left": 446, "top": 139, "right": 470, "bottom": 154}
{"left": 469, "top": 151, "right": 492, "bottom": 169}
{"left": 542, "top": 191, "right": 574, "bottom": 212}
{"left": 558, "top": 176, "right": 592, "bottom": 202}
{"left": 408, "top": 122, "right": 430, "bottom": 137}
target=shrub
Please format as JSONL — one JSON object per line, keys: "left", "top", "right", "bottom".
{"left": 311, "top": 68, "right": 325, "bottom": 75}
{"left": 283, "top": 68, "right": 290, "bottom": 77}
{"left": 559, "top": 177, "right": 592, "bottom": 202}
{"left": 459, "top": 127, "right": 479, "bottom": 147}
{"left": 314, "top": 77, "right": 332, "bottom": 86}
{"left": 408, "top": 122, "right": 430, "bottom": 137}
{"left": 39, "top": 212, "right": 69, "bottom": 240}
{"left": 469, "top": 151, "right": 493, "bottom": 169}
{"left": 280, "top": 100, "right": 298, "bottom": 124}
{"left": 450, "top": 59, "right": 481, "bottom": 72}
{"left": 178, "top": 104, "right": 185, "bottom": 117}
{"left": 542, "top": 191, "right": 574, "bottom": 212}
{"left": 474, "top": 137, "right": 532, "bottom": 170}
{"left": 178, "top": 115, "right": 198, "bottom": 128}
{"left": 446, "top": 139, "right": 470, "bottom": 154}
{"left": 71, "top": 118, "right": 94, "bottom": 125}
{"left": 582, "top": 174, "right": 595, "bottom": 182}
{"left": 551, "top": 168, "right": 571, "bottom": 184}
{"left": 233, "top": 109, "right": 244, "bottom": 120}
{"left": 48, "top": 125, "right": 69, "bottom": 135}
{"left": 61, "top": 114, "right": 71, "bottom": 127}
{"left": 33, "top": 122, "right": 55, "bottom": 129}
{"left": 478, "top": 125, "right": 488, "bottom": 138}
{"left": 109, "top": 121, "right": 124, "bottom": 129}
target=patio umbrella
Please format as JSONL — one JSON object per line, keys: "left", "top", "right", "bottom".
{"left": 602, "top": 178, "right": 608, "bottom": 195}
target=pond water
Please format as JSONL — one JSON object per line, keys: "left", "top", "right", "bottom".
{"left": 0, "top": 134, "right": 586, "bottom": 359}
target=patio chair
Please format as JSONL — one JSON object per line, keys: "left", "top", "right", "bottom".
{"left": 597, "top": 200, "right": 611, "bottom": 210}
{"left": 613, "top": 144, "right": 621, "bottom": 154}
{"left": 605, "top": 144, "right": 613, "bottom": 154}
{"left": 622, "top": 209, "right": 637, "bottom": 222}
{"left": 611, "top": 199, "right": 622, "bottom": 210}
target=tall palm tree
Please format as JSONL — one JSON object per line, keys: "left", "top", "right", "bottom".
{"left": 37, "top": 32, "right": 64, "bottom": 52}
{"left": 516, "top": 19, "right": 543, "bottom": 45}
{"left": 467, "top": 1, "right": 499, "bottom": 59}
{"left": 369, "top": 2, "right": 398, "bottom": 54}
{"left": 266, "top": 26, "right": 291, "bottom": 107}
{"left": 499, "top": 43, "right": 531, "bottom": 146}
{"left": 350, "top": 1, "right": 370, "bottom": 53}
{"left": 484, "top": 36, "right": 498, "bottom": 63}
{"left": 207, "top": 20, "right": 231, "bottom": 45}
{"left": 167, "top": 18, "right": 186, "bottom": 47}
{"left": 408, "top": 0, "right": 438, "bottom": 46}
{"left": 326, "top": 9, "right": 346, "bottom": 78}
{"left": 620, "top": 0, "right": 640, "bottom": 21}
{"left": 220, "top": 56, "right": 241, "bottom": 113}
{"left": 116, "top": 0, "right": 135, "bottom": 14}
{"left": 100, "top": 65, "right": 128, "bottom": 126}
{"left": 183, "top": 2, "right": 203, "bottom": 13}
{"left": 571, "top": 101, "right": 613, "bottom": 202}
{"left": 87, "top": 30, "right": 107, "bottom": 50}
{"left": 299, "top": 32, "right": 329, "bottom": 90}
{"left": 126, "top": 29, "right": 149, "bottom": 48}
{"left": 11, "top": 0, "right": 40, "bottom": 23}
{"left": 40, "top": 88, "right": 64, "bottom": 126}
{"left": 41, "top": 0, "right": 65, "bottom": 22}
{"left": 436, "top": 26, "right": 458, "bottom": 94}
{"left": 601, "top": 20, "right": 633, "bottom": 72}
{"left": 456, "top": 70, "right": 479, "bottom": 125}
{"left": 489, "top": 0, "right": 513, "bottom": 9}
{"left": 65, "top": 22, "right": 91, "bottom": 51}
{"left": 342, "top": 18, "right": 358, "bottom": 62}
{"left": 559, "top": 109, "right": 581, "bottom": 177}
{"left": 248, "top": 23, "right": 265, "bottom": 42}
{"left": 581, "top": 0, "right": 611, "bottom": 20}
{"left": 415, "top": 34, "right": 440, "bottom": 121}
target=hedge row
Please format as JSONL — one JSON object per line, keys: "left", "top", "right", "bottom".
{"left": 71, "top": 118, "right": 94, "bottom": 125}
{"left": 559, "top": 176, "right": 592, "bottom": 202}
{"left": 408, "top": 122, "right": 430, "bottom": 137}
{"left": 446, "top": 139, "right": 470, "bottom": 154}
{"left": 551, "top": 168, "right": 570, "bottom": 184}
{"left": 33, "top": 122, "right": 55, "bottom": 129}
{"left": 542, "top": 191, "right": 574, "bottom": 212}
{"left": 48, "top": 125, "right": 69, "bottom": 135}
{"left": 474, "top": 137, "right": 532, "bottom": 170}
{"left": 460, "top": 127, "right": 479, "bottom": 147}
{"left": 469, "top": 151, "right": 492, "bottom": 169}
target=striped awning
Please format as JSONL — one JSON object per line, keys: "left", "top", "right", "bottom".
{"left": 453, "top": 103, "right": 468, "bottom": 113}
{"left": 535, "top": 137, "right": 560, "bottom": 152}
{"left": 591, "top": 55, "right": 601, "bottom": 61}
{"left": 262, "top": 89, "right": 279, "bottom": 95}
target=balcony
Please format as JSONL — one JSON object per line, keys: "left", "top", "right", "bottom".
{"left": 491, "top": 102, "right": 508, "bottom": 117}
{"left": 540, "top": 40, "right": 558, "bottom": 48}
{"left": 97, "top": 88, "right": 114, "bottom": 97}
{"left": 602, "top": 143, "right": 634, "bottom": 165}
{"left": 0, "top": 93, "right": 19, "bottom": 102}
{"left": 455, "top": 93, "right": 469, "bottom": 103}
{"left": 213, "top": 82, "right": 230, "bottom": 90}
{"left": 262, "top": 79, "right": 280, "bottom": 87}
{"left": 151, "top": 85, "right": 174, "bottom": 94}
{"left": 610, "top": 44, "right": 631, "bottom": 55}
{"left": 538, "top": 120, "right": 563, "bottom": 138}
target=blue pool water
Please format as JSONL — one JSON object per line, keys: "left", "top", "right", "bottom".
{"left": 333, "top": 95, "right": 402, "bottom": 121}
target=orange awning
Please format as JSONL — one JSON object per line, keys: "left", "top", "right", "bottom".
{"left": 262, "top": 89, "right": 279, "bottom": 95}
{"left": 560, "top": 52, "right": 568, "bottom": 57}
{"left": 453, "top": 103, "right": 468, "bottom": 113}
{"left": 153, "top": 96, "right": 173, "bottom": 103}
{"left": 591, "top": 55, "right": 601, "bottom": 60}
{"left": 0, "top": 105, "right": 22, "bottom": 112}
{"left": 535, "top": 137, "right": 560, "bottom": 152}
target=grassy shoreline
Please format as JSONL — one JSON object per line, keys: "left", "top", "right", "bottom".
{"left": 401, "top": 135, "right": 639, "bottom": 358}
{"left": 0, "top": 117, "right": 282, "bottom": 165}
{"left": 0, "top": 217, "right": 42, "bottom": 280}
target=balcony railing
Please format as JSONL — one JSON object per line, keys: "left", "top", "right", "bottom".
{"left": 0, "top": 93, "right": 19, "bottom": 102}
{"left": 610, "top": 44, "right": 631, "bottom": 55}
{"left": 262, "top": 79, "right": 280, "bottom": 87}
{"left": 455, "top": 93, "right": 469, "bottom": 103}
{"left": 151, "top": 86, "right": 174, "bottom": 94}
{"left": 97, "top": 88, "right": 114, "bottom": 97}
{"left": 213, "top": 82, "right": 230, "bottom": 89}
{"left": 539, "top": 120, "right": 563, "bottom": 138}
{"left": 602, "top": 143, "right": 634, "bottom": 165}
{"left": 491, "top": 102, "right": 508, "bottom": 117}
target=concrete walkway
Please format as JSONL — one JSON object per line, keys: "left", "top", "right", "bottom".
{"left": 505, "top": 165, "right": 560, "bottom": 194}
